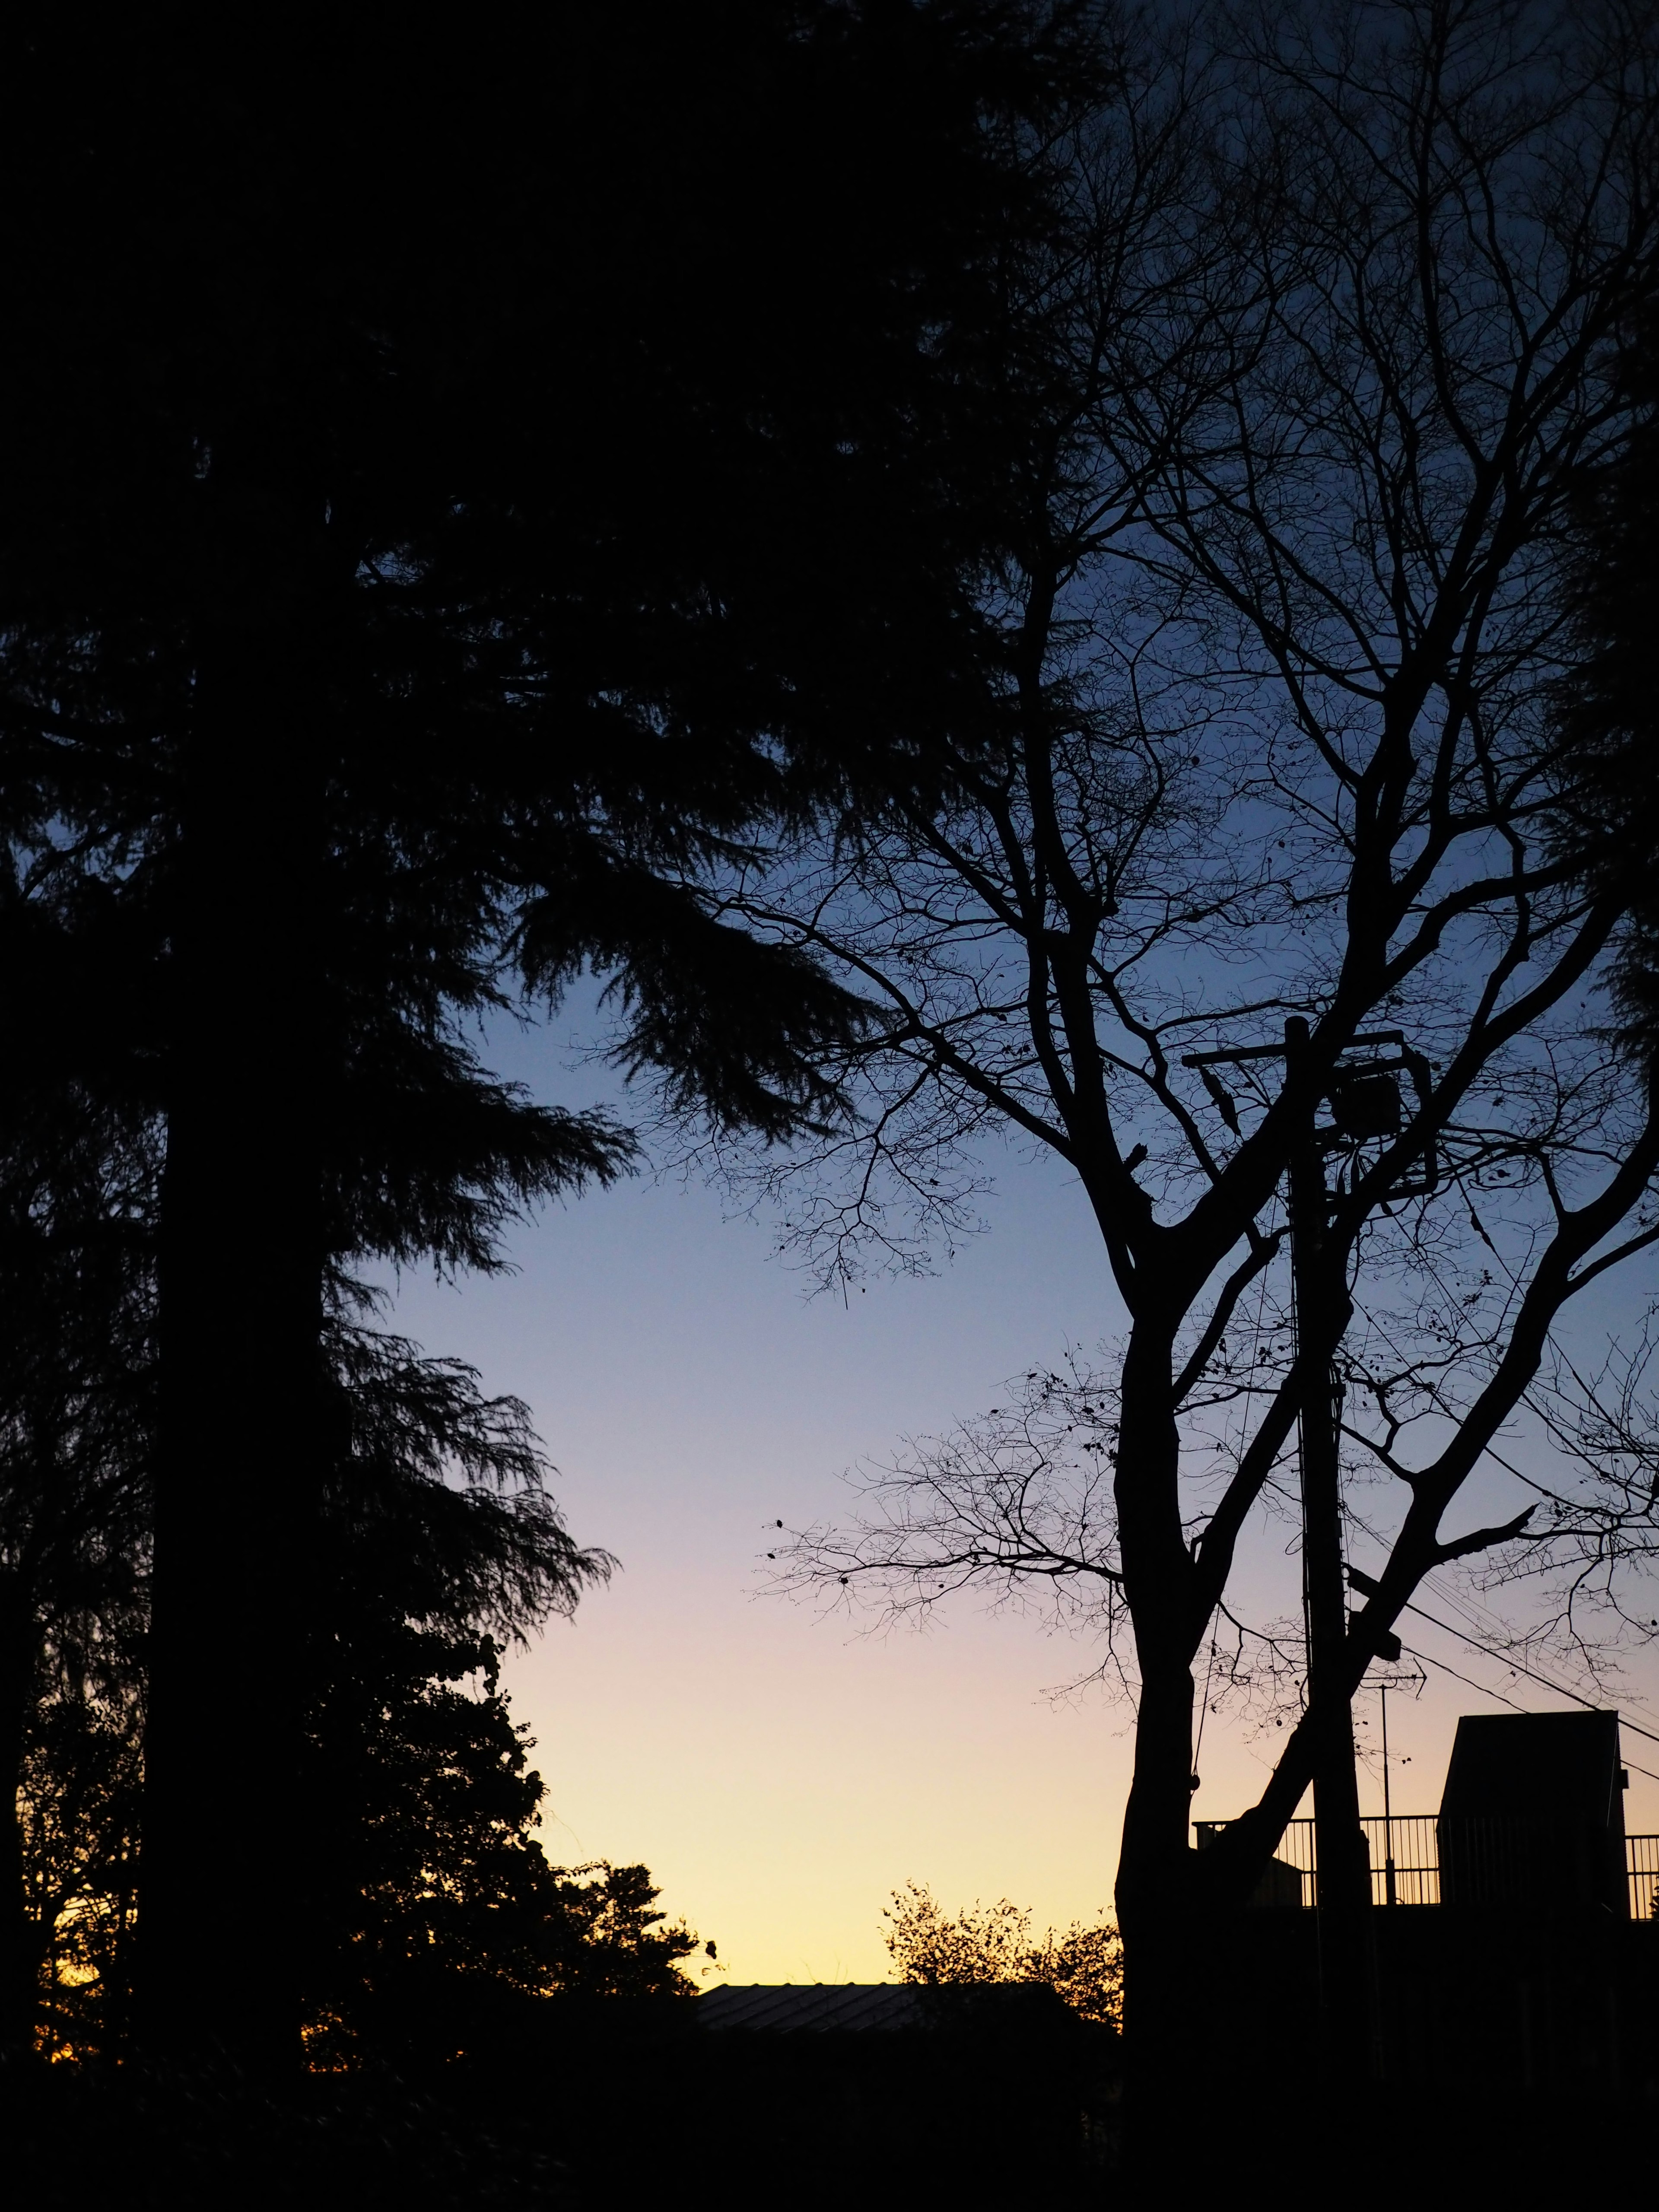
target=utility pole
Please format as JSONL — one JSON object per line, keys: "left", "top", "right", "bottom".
{"left": 1283, "top": 1016, "right": 1376, "bottom": 2069}
{"left": 1380, "top": 1683, "right": 1396, "bottom": 1908}
{"left": 1185, "top": 1021, "right": 1436, "bottom": 2072}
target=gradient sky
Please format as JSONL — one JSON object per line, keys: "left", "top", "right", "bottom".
{"left": 382, "top": 1007, "right": 1659, "bottom": 1984}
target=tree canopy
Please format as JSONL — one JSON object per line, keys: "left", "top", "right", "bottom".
{"left": 0, "top": 0, "right": 1106, "bottom": 2060}
{"left": 884, "top": 1878, "right": 1122, "bottom": 2028}
{"left": 729, "top": 0, "right": 1659, "bottom": 2056}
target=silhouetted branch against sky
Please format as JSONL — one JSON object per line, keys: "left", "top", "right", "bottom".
{"left": 678, "top": 0, "right": 1659, "bottom": 1923}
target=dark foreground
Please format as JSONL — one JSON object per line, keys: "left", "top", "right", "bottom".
{"left": 8, "top": 1910, "right": 1657, "bottom": 2209}
{"left": 2, "top": 2056, "right": 1650, "bottom": 2209}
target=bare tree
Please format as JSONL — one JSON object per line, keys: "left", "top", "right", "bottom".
{"left": 702, "top": 0, "right": 1659, "bottom": 2055}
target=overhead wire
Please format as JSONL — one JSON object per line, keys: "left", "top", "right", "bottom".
{"left": 1335, "top": 1281, "right": 1659, "bottom": 1745}
{"left": 1398, "top": 1638, "right": 1659, "bottom": 1787}
{"left": 1418, "top": 1565, "right": 1659, "bottom": 1745}
{"left": 1213, "top": 1092, "right": 1659, "bottom": 1785}
{"left": 1400, "top": 1594, "right": 1659, "bottom": 1750}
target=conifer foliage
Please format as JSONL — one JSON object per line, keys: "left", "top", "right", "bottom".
{"left": 0, "top": 1, "right": 1093, "bottom": 2066}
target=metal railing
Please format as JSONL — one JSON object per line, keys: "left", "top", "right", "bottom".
{"left": 1630, "top": 1832, "right": 1659, "bottom": 1922}
{"left": 1365, "top": 1816, "right": 1443, "bottom": 1908}
{"left": 1194, "top": 1819, "right": 1659, "bottom": 1918}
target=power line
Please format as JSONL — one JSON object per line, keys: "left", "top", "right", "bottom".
{"left": 1398, "top": 1640, "right": 1532, "bottom": 1715}
{"left": 1402, "top": 1597, "right": 1659, "bottom": 1751}
{"left": 1335, "top": 1297, "right": 1659, "bottom": 1745}
{"left": 1398, "top": 1639, "right": 1659, "bottom": 1787}
{"left": 1417, "top": 1562, "right": 1659, "bottom": 1736}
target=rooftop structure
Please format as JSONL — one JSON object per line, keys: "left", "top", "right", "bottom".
{"left": 1196, "top": 1710, "right": 1655, "bottom": 1915}
{"left": 1438, "top": 1710, "right": 1628, "bottom": 1912}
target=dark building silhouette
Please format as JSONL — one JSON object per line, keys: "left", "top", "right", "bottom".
{"left": 699, "top": 1982, "right": 956, "bottom": 2031}
{"left": 1437, "top": 1710, "right": 1628, "bottom": 1913}
{"left": 1192, "top": 1710, "right": 1659, "bottom": 2110}
{"left": 690, "top": 1982, "right": 1112, "bottom": 2187}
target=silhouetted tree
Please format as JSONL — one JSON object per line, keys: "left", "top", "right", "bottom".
{"left": 16, "top": 1319, "right": 711, "bottom": 2066}
{"left": 536, "top": 1862, "right": 709, "bottom": 2002}
{"left": 18, "top": 1678, "right": 143, "bottom": 2061}
{"left": 0, "top": 886, "right": 155, "bottom": 2052}
{"left": 1488, "top": 315, "right": 1659, "bottom": 1618}
{"left": 0, "top": 3, "right": 1103, "bottom": 2061}
{"left": 884, "top": 1879, "right": 1122, "bottom": 2028}
{"left": 0, "top": 876, "right": 626, "bottom": 2059}
{"left": 298, "top": 1330, "right": 613, "bottom": 2065}
{"left": 301, "top": 1618, "right": 704, "bottom": 2066}
{"left": 721, "top": 0, "right": 1659, "bottom": 2067}
{"left": 1557, "top": 309, "right": 1659, "bottom": 1024}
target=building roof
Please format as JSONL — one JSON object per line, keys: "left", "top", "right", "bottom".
{"left": 698, "top": 1984, "right": 927, "bottom": 2034}
{"left": 1439, "top": 1710, "right": 1624, "bottom": 1826}
{"left": 696, "top": 1982, "right": 1077, "bottom": 2035}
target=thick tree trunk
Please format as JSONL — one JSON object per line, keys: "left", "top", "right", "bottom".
{"left": 1114, "top": 1660, "right": 1199, "bottom": 2005}
{"left": 140, "top": 625, "right": 324, "bottom": 2066}
{"left": 1113, "top": 1325, "right": 1213, "bottom": 2080}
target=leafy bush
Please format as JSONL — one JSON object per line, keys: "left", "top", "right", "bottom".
{"left": 883, "top": 1880, "right": 1122, "bottom": 2029}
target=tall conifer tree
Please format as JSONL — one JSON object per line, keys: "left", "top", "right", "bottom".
{"left": 0, "top": 4, "right": 1093, "bottom": 2057}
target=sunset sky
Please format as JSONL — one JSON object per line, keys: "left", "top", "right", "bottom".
{"left": 385, "top": 1007, "right": 1659, "bottom": 1984}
